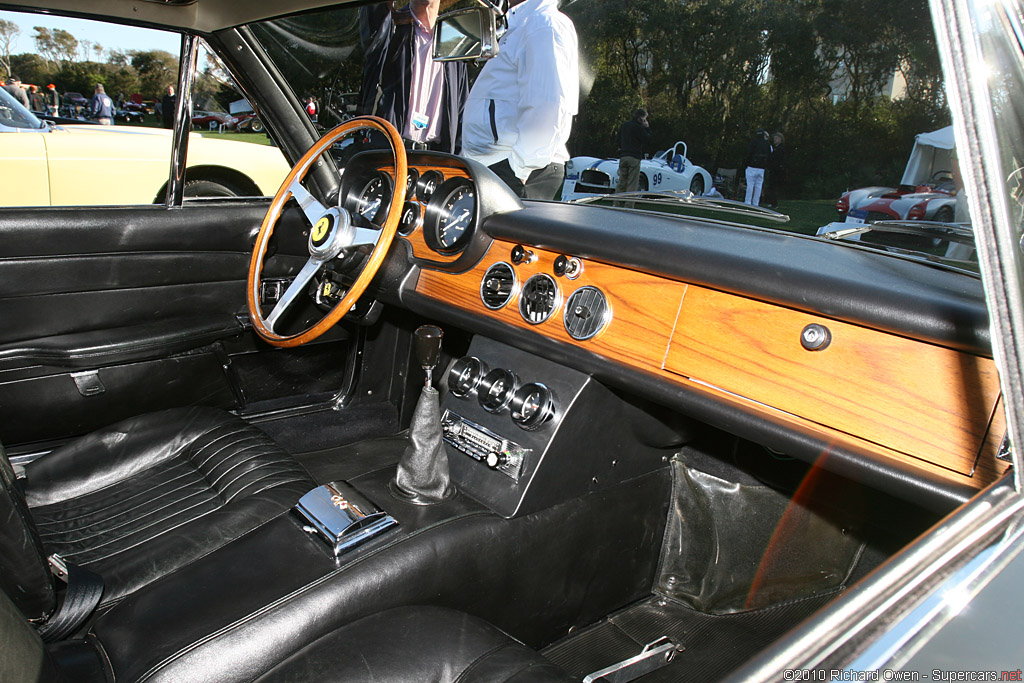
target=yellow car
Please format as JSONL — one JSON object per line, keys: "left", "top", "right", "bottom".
{"left": 0, "top": 87, "right": 289, "bottom": 206}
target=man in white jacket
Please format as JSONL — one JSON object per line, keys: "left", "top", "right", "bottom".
{"left": 462, "top": 0, "right": 578, "bottom": 199}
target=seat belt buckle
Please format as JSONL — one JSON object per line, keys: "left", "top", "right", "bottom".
{"left": 47, "top": 554, "right": 69, "bottom": 583}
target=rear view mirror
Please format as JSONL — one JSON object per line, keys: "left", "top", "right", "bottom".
{"left": 432, "top": 7, "right": 499, "bottom": 61}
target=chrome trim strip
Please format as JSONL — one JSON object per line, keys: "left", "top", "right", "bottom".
{"left": 932, "top": 0, "right": 1024, "bottom": 492}
{"left": 165, "top": 33, "right": 199, "bottom": 207}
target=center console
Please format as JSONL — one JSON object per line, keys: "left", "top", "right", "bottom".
{"left": 439, "top": 336, "right": 677, "bottom": 518}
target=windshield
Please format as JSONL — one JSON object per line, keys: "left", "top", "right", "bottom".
{"left": 0, "top": 85, "right": 45, "bottom": 130}
{"left": 251, "top": 0, "right": 973, "bottom": 268}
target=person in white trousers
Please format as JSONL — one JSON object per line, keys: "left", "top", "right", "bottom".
{"left": 743, "top": 129, "right": 771, "bottom": 206}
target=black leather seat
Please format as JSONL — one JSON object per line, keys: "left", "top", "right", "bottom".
{"left": 255, "top": 606, "right": 575, "bottom": 683}
{"left": 0, "top": 586, "right": 574, "bottom": 683}
{"left": 1, "top": 406, "right": 315, "bottom": 622}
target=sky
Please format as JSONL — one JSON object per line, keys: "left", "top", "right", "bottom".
{"left": 1, "top": 10, "right": 181, "bottom": 58}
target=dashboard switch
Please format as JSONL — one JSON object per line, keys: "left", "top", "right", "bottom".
{"left": 510, "top": 244, "right": 535, "bottom": 265}
{"left": 553, "top": 255, "right": 569, "bottom": 276}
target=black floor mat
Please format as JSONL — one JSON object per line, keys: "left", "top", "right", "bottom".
{"left": 294, "top": 434, "right": 407, "bottom": 483}
{"left": 542, "top": 592, "right": 838, "bottom": 682}
{"left": 250, "top": 401, "right": 399, "bottom": 456}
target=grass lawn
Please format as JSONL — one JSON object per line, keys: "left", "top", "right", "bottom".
{"left": 765, "top": 199, "right": 839, "bottom": 235}
{"left": 120, "top": 119, "right": 272, "bottom": 146}
{"left": 195, "top": 131, "right": 274, "bottom": 146}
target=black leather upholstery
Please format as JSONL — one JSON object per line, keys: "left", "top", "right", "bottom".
{"left": 254, "top": 606, "right": 574, "bottom": 683}
{"left": 91, "top": 469, "right": 669, "bottom": 682}
{"left": 0, "top": 443, "right": 55, "bottom": 622}
{"left": 20, "top": 406, "right": 314, "bottom": 609}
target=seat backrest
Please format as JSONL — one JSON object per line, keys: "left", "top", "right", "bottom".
{"left": 0, "top": 445, "right": 56, "bottom": 622}
{"left": 0, "top": 586, "right": 61, "bottom": 683}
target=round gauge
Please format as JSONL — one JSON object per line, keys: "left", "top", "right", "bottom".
{"left": 478, "top": 368, "right": 518, "bottom": 413}
{"left": 405, "top": 167, "right": 420, "bottom": 198}
{"left": 510, "top": 383, "right": 555, "bottom": 431}
{"left": 447, "top": 356, "right": 489, "bottom": 398}
{"left": 398, "top": 201, "right": 421, "bottom": 236}
{"left": 423, "top": 178, "right": 476, "bottom": 254}
{"left": 356, "top": 172, "right": 393, "bottom": 224}
{"left": 416, "top": 170, "right": 443, "bottom": 203}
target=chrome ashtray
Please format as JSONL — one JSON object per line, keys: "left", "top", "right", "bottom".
{"left": 293, "top": 481, "right": 398, "bottom": 557}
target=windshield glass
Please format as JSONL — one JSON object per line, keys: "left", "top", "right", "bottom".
{"left": 0, "top": 85, "right": 44, "bottom": 130}
{"left": 251, "top": 0, "right": 972, "bottom": 268}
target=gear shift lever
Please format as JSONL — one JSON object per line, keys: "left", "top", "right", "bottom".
{"left": 390, "top": 325, "right": 455, "bottom": 504}
{"left": 414, "top": 325, "right": 443, "bottom": 388}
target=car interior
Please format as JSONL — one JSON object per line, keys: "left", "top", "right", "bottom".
{"left": 0, "top": 0, "right": 1014, "bottom": 682}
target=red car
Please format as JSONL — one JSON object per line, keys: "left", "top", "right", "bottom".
{"left": 836, "top": 126, "right": 959, "bottom": 225}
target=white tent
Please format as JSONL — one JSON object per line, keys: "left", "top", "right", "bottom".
{"left": 900, "top": 125, "right": 955, "bottom": 186}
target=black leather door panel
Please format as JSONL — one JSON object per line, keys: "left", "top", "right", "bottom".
{"left": 0, "top": 203, "right": 346, "bottom": 448}
{"left": 0, "top": 355, "right": 238, "bottom": 445}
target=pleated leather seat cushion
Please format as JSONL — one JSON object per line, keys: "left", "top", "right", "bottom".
{"left": 24, "top": 407, "right": 315, "bottom": 609}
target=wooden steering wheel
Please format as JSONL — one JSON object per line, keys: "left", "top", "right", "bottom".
{"left": 247, "top": 116, "right": 407, "bottom": 347}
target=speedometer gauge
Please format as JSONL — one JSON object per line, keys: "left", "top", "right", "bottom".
{"left": 423, "top": 178, "right": 476, "bottom": 254}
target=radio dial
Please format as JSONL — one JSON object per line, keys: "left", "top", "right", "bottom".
{"left": 485, "top": 451, "right": 505, "bottom": 468}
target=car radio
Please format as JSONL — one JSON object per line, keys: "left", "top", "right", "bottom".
{"left": 441, "top": 409, "right": 529, "bottom": 480}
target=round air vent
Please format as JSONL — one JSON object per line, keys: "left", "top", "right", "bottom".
{"left": 564, "top": 286, "right": 611, "bottom": 341}
{"left": 518, "top": 274, "right": 561, "bottom": 325}
{"left": 480, "top": 262, "right": 517, "bottom": 310}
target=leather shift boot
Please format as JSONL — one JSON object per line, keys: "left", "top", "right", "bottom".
{"left": 391, "top": 387, "right": 455, "bottom": 504}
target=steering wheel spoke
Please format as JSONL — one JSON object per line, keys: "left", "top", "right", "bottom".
{"left": 287, "top": 178, "right": 329, "bottom": 228}
{"left": 247, "top": 116, "right": 407, "bottom": 347}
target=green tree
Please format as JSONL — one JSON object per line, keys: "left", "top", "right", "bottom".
{"left": 33, "top": 27, "right": 77, "bottom": 66}
{"left": 0, "top": 19, "right": 20, "bottom": 79}
{"left": 129, "top": 49, "right": 179, "bottom": 99}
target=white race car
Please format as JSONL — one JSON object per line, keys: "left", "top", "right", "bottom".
{"left": 560, "top": 140, "right": 714, "bottom": 201}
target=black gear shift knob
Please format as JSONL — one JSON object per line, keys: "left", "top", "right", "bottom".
{"left": 414, "top": 325, "right": 443, "bottom": 386}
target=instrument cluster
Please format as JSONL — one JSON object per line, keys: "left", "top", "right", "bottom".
{"left": 342, "top": 157, "right": 477, "bottom": 256}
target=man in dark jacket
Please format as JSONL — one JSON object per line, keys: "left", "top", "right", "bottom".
{"left": 45, "top": 84, "right": 60, "bottom": 115}
{"left": 616, "top": 108, "right": 651, "bottom": 193}
{"left": 89, "top": 84, "right": 115, "bottom": 125}
{"left": 359, "top": 0, "right": 467, "bottom": 154}
{"left": 763, "top": 131, "right": 786, "bottom": 209}
{"left": 161, "top": 85, "right": 176, "bottom": 129}
{"left": 3, "top": 76, "right": 30, "bottom": 108}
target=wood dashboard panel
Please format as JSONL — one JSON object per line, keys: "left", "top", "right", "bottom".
{"left": 664, "top": 286, "right": 1002, "bottom": 475}
{"left": 414, "top": 239, "right": 1008, "bottom": 488}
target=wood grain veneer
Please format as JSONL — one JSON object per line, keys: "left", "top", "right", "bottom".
{"left": 414, "top": 239, "right": 1009, "bottom": 488}
{"left": 664, "top": 286, "right": 1002, "bottom": 475}
{"left": 416, "top": 242, "right": 684, "bottom": 367}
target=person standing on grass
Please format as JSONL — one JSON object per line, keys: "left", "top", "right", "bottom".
{"left": 616, "top": 108, "right": 651, "bottom": 193}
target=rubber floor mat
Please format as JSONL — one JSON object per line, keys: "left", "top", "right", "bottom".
{"left": 542, "top": 591, "right": 838, "bottom": 682}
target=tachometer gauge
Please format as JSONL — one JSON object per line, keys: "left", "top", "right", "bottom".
{"left": 423, "top": 178, "right": 476, "bottom": 254}
{"left": 356, "top": 172, "right": 392, "bottom": 224}
{"left": 416, "top": 170, "right": 443, "bottom": 203}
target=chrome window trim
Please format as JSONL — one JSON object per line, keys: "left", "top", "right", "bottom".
{"left": 165, "top": 32, "right": 199, "bottom": 207}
